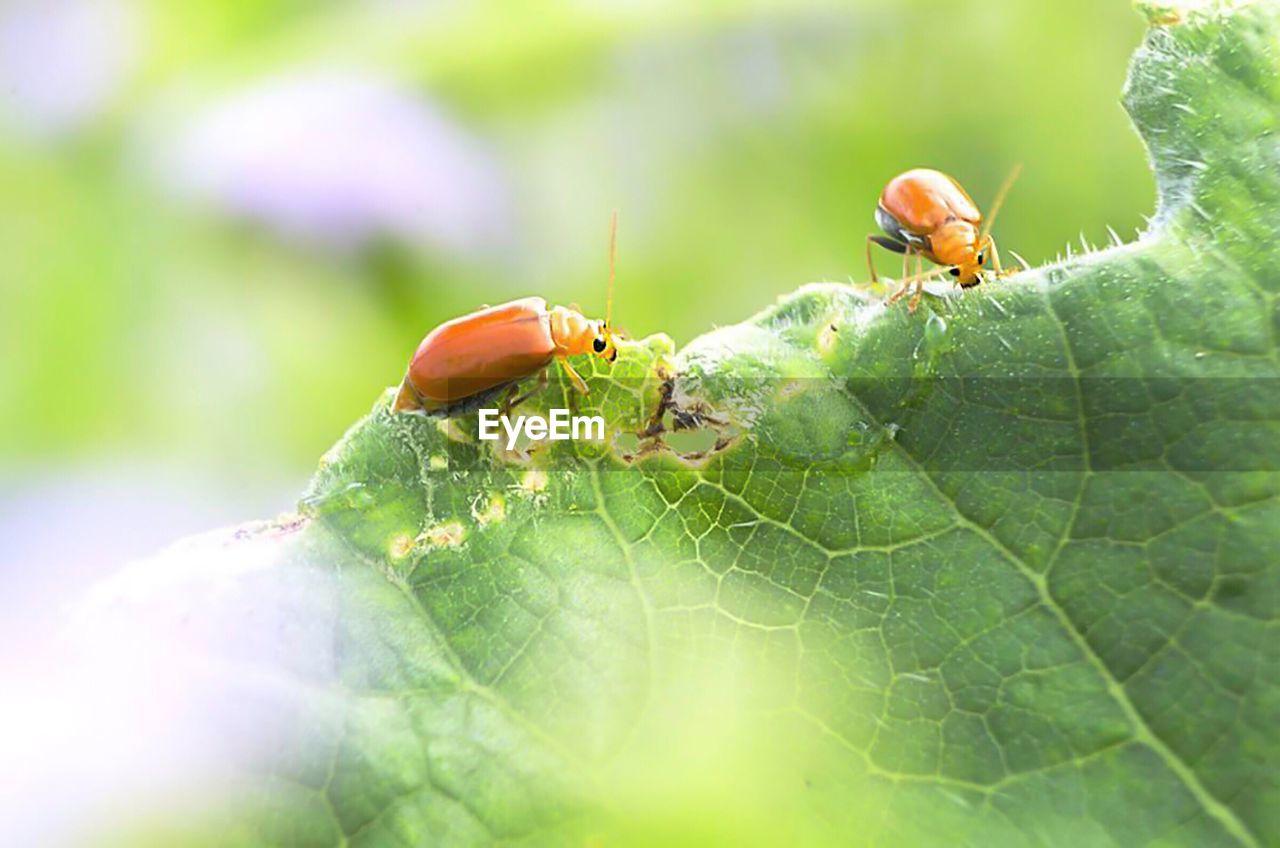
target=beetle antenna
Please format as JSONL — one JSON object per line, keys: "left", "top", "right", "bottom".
{"left": 980, "top": 163, "right": 1022, "bottom": 244}
{"left": 606, "top": 209, "right": 618, "bottom": 328}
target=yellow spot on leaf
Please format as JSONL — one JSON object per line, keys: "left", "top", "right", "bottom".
{"left": 518, "top": 469, "right": 549, "bottom": 495}
{"left": 471, "top": 494, "right": 507, "bottom": 526}
{"left": 389, "top": 533, "right": 415, "bottom": 559}
{"left": 436, "top": 418, "right": 471, "bottom": 443}
{"left": 817, "top": 323, "right": 840, "bottom": 356}
{"left": 419, "top": 521, "right": 466, "bottom": 549}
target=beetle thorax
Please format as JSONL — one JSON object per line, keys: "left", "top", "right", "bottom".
{"left": 930, "top": 219, "right": 979, "bottom": 266}
{"left": 547, "top": 306, "right": 597, "bottom": 356}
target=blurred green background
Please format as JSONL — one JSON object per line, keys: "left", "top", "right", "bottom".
{"left": 0, "top": 0, "right": 1149, "bottom": 535}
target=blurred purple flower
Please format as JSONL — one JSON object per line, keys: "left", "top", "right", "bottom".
{"left": 0, "top": 0, "right": 141, "bottom": 135}
{"left": 162, "top": 70, "right": 511, "bottom": 255}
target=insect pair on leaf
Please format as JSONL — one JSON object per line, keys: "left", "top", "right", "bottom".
{"left": 394, "top": 168, "right": 1021, "bottom": 415}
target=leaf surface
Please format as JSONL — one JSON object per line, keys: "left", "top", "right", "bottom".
{"left": 88, "top": 4, "right": 1280, "bottom": 845}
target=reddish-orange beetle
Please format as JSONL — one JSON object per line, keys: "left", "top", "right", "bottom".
{"left": 866, "top": 165, "right": 1021, "bottom": 312}
{"left": 393, "top": 214, "right": 621, "bottom": 414}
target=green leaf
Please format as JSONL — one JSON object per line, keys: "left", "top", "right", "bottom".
{"left": 87, "top": 2, "right": 1278, "bottom": 845}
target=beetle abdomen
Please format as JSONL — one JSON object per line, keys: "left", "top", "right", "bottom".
{"left": 880, "top": 168, "right": 981, "bottom": 233}
{"left": 405, "top": 298, "right": 556, "bottom": 405}
{"left": 875, "top": 205, "right": 927, "bottom": 250}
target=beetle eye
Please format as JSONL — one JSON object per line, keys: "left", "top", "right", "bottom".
{"left": 592, "top": 337, "right": 607, "bottom": 353}
{"left": 949, "top": 267, "right": 961, "bottom": 277}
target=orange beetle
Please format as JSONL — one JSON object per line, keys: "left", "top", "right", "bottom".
{"left": 393, "top": 214, "right": 621, "bottom": 415}
{"left": 865, "top": 165, "right": 1021, "bottom": 312}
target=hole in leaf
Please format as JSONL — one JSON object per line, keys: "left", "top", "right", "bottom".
{"left": 663, "top": 426, "right": 718, "bottom": 454}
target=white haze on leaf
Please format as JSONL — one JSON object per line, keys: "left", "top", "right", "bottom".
{"left": 0, "top": 523, "right": 339, "bottom": 846}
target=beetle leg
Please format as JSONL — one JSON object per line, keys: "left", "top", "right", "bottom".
{"left": 908, "top": 252, "right": 926, "bottom": 313}
{"left": 499, "top": 383, "right": 521, "bottom": 417}
{"left": 984, "top": 235, "right": 1016, "bottom": 278}
{"left": 888, "top": 262, "right": 952, "bottom": 310}
{"left": 886, "top": 246, "right": 916, "bottom": 305}
{"left": 865, "top": 235, "right": 906, "bottom": 283}
{"left": 909, "top": 285, "right": 925, "bottom": 313}
{"left": 558, "top": 356, "right": 591, "bottom": 395}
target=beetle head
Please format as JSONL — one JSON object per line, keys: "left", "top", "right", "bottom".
{"left": 946, "top": 236, "right": 987, "bottom": 287}
{"left": 951, "top": 163, "right": 1021, "bottom": 287}
{"left": 932, "top": 220, "right": 983, "bottom": 284}
{"left": 590, "top": 320, "right": 618, "bottom": 363}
